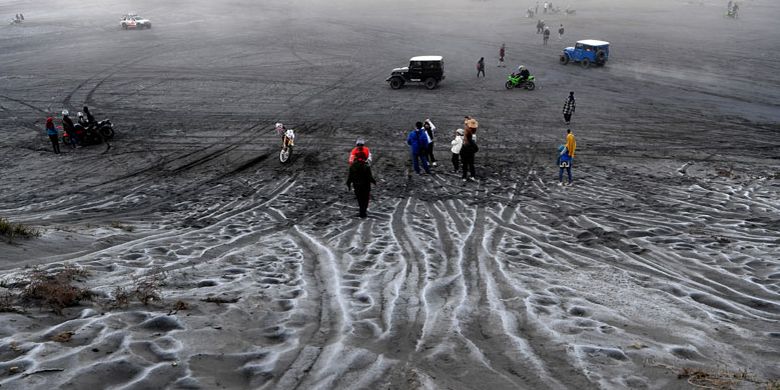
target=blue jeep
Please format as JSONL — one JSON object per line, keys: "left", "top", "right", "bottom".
{"left": 560, "top": 40, "right": 609, "bottom": 68}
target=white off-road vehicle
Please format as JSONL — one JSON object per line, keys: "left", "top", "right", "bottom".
{"left": 120, "top": 13, "right": 151, "bottom": 30}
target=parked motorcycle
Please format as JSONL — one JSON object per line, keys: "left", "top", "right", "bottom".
{"left": 74, "top": 120, "right": 115, "bottom": 146}
{"left": 279, "top": 128, "right": 295, "bottom": 163}
{"left": 505, "top": 74, "right": 536, "bottom": 90}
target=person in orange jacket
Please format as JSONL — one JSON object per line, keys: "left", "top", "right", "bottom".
{"left": 348, "top": 138, "right": 372, "bottom": 165}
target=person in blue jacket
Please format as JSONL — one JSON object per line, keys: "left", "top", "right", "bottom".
{"left": 407, "top": 121, "right": 431, "bottom": 175}
{"left": 556, "top": 144, "right": 572, "bottom": 185}
{"left": 46, "top": 117, "right": 60, "bottom": 154}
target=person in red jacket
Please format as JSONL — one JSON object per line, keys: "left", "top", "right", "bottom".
{"left": 348, "top": 138, "right": 372, "bottom": 165}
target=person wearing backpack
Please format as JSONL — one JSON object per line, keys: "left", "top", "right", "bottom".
{"left": 406, "top": 121, "right": 431, "bottom": 175}
{"left": 347, "top": 150, "right": 376, "bottom": 219}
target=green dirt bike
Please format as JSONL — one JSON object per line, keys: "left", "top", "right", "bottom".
{"left": 505, "top": 74, "right": 536, "bottom": 91}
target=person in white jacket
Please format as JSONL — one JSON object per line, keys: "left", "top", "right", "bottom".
{"left": 423, "top": 119, "right": 437, "bottom": 167}
{"left": 450, "top": 128, "right": 464, "bottom": 172}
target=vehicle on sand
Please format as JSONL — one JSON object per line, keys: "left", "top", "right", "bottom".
{"left": 386, "top": 56, "right": 445, "bottom": 90}
{"left": 505, "top": 74, "right": 536, "bottom": 90}
{"left": 121, "top": 13, "right": 152, "bottom": 30}
{"left": 280, "top": 128, "right": 295, "bottom": 163}
{"left": 560, "top": 40, "right": 609, "bottom": 68}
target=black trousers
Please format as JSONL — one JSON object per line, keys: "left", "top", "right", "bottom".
{"left": 49, "top": 134, "right": 60, "bottom": 154}
{"left": 426, "top": 142, "right": 436, "bottom": 163}
{"left": 451, "top": 153, "right": 460, "bottom": 171}
{"left": 564, "top": 113, "right": 572, "bottom": 123}
{"left": 461, "top": 151, "right": 475, "bottom": 179}
{"left": 354, "top": 188, "right": 370, "bottom": 218}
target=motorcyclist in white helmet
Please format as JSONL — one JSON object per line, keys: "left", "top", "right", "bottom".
{"left": 276, "top": 122, "right": 294, "bottom": 150}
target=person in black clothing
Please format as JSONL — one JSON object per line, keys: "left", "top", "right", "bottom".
{"left": 346, "top": 151, "right": 376, "bottom": 219}
{"left": 461, "top": 130, "right": 477, "bottom": 182}
{"left": 83, "top": 106, "right": 96, "bottom": 124}
{"left": 477, "top": 57, "right": 485, "bottom": 78}
{"left": 61, "top": 110, "right": 78, "bottom": 147}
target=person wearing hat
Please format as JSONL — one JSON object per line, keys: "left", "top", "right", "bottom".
{"left": 45, "top": 117, "right": 60, "bottom": 154}
{"left": 61, "top": 110, "right": 77, "bottom": 148}
{"left": 406, "top": 121, "right": 431, "bottom": 175}
{"left": 563, "top": 91, "right": 576, "bottom": 125}
{"left": 346, "top": 149, "right": 376, "bottom": 219}
{"left": 463, "top": 116, "right": 478, "bottom": 143}
{"left": 349, "top": 138, "right": 372, "bottom": 165}
{"left": 461, "top": 118, "right": 479, "bottom": 181}
{"left": 450, "top": 128, "right": 464, "bottom": 172}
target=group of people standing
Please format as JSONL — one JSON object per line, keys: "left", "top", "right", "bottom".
{"left": 43, "top": 106, "right": 98, "bottom": 154}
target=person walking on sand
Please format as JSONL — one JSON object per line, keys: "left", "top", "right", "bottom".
{"left": 558, "top": 129, "right": 576, "bottom": 185}
{"left": 45, "top": 117, "right": 60, "bottom": 154}
{"left": 498, "top": 44, "right": 506, "bottom": 67}
{"left": 461, "top": 118, "right": 479, "bottom": 182}
{"left": 556, "top": 144, "right": 573, "bottom": 186}
{"left": 346, "top": 150, "right": 376, "bottom": 219}
{"left": 543, "top": 26, "right": 551, "bottom": 46}
{"left": 563, "top": 91, "right": 576, "bottom": 124}
{"left": 423, "top": 119, "right": 437, "bottom": 167}
{"left": 407, "top": 121, "right": 431, "bottom": 175}
{"left": 536, "top": 19, "right": 543, "bottom": 34}
{"left": 450, "top": 128, "right": 464, "bottom": 173}
{"left": 477, "top": 57, "right": 485, "bottom": 78}
{"left": 558, "top": 24, "right": 564, "bottom": 40}
{"left": 543, "top": 1, "right": 548, "bottom": 13}
{"left": 349, "top": 138, "right": 372, "bottom": 165}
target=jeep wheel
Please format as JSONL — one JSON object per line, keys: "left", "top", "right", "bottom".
{"left": 559, "top": 54, "right": 569, "bottom": 65}
{"left": 581, "top": 58, "right": 590, "bottom": 69}
{"left": 505, "top": 81, "right": 514, "bottom": 90}
{"left": 424, "top": 78, "right": 438, "bottom": 90}
{"left": 121, "top": 23, "right": 127, "bottom": 30}
{"left": 525, "top": 81, "right": 536, "bottom": 91}
{"left": 389, "top": 77, "right": 403, "bottom": 89}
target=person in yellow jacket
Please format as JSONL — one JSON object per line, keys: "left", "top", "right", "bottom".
{"left": 558, "top": 129, "right": 576, "bottom": 185}
{"left": 564, "top": 128, "right": 576, "bottom": 158}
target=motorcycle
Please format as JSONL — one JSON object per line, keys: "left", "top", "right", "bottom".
{"left": 75, "top": 120, "right": 115, "bottom": 146}
{"left": 505, "top": 74, "right": 536, "bottom": 90}
{"left": 279, "top": 128, "right": 295, "bottom": 163}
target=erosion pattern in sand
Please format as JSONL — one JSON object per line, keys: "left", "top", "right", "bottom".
{"left": 1, "top": 0, "right": 779, "bottom": 388}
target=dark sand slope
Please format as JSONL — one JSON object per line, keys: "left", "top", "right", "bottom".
{"left": 0, "top": 0, "right": 778, "bottom": 388}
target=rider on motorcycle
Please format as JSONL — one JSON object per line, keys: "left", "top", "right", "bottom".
{"left": 513, "top": 65, "right": 531, "bottom": 82}
{"left": 276, "top": 123, "right": 294, "bottom": 150}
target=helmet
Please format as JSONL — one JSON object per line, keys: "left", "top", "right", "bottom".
{"left": 518, "top": 65, "right": 525, "bottom": 70}
{"left": 62, "top": 110, "right": 69, "bottom": 116}
{"left": 355, "top": 138, "right": 365, "bottom": 146}
{"left": 275, "top": 122, "right": 284, "bottom": 129}
{"left": 77, "top": 112, "right": 84, "bottom": 118}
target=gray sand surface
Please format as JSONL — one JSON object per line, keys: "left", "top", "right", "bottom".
{"left": 1, "top": 0, "right": 778, "bottom": 388}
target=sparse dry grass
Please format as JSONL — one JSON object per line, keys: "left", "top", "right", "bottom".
{"left": 20, "top": 266, "right": 92, "bottom": 315}
{"left": 110, "top": 221, "right": 135, "bottom": 232}
{"left": 0, "top": 217, "right": 40, "bottom": 242}
{"left": 132, "top": 268, "right": 168, "bottom": 305}
{"left": 651, "top": 360, "right": 778, "bottom": 390}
